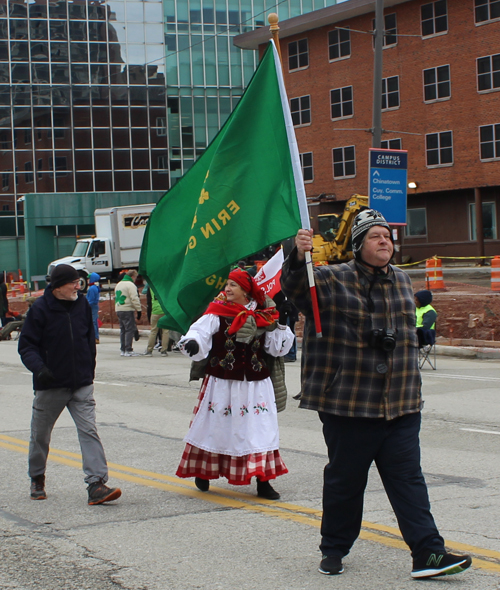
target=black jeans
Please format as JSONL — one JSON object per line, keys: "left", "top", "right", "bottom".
{"left": 318, "top": 411, "right": 444, "bottom": 559}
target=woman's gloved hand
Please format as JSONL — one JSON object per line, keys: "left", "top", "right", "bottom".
{"left": 184, "top": 340, "right": 199, "bottom": 357}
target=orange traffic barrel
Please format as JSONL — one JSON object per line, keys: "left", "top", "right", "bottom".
{"left": 491, "top": 256, "right": 500, "bottom": 291}
{"left": 425, "top": 257, "right": 445, "bottom": 290}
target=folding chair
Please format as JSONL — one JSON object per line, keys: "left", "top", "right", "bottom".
{"left": 418, "top": 327, "right": 436, "bottom": 370}
{"left": 419, "top": 342, "right": 436, "bottom": 370}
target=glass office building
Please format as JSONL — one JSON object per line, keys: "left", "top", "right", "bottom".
{"left": 0, "top": 0, "right": 337, "bottom": 240}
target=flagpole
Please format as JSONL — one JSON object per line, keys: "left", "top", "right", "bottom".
{"left": 268, "top": 14, "right": 323, "bottom": 338}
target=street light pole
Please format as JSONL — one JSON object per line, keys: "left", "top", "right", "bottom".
{"left": 372, "top": 0, "right": 384, "bottom": 149}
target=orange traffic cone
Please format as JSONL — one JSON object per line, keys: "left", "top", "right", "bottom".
{"left": 491, "top": 256, "right": 500, "bottom": 291}
{"left": 425, "top": 257, "right": 445, "bottom": 290}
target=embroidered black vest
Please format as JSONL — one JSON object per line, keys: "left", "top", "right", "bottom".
{"left": 205, "top": 317, "right": 271, "bottom": 382}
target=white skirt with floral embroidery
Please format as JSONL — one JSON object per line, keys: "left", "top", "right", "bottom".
{"left": 184, "top": 374, "right": 280, "bottom": 456}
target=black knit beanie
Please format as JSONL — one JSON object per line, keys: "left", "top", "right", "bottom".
{"left": 50, "top": 264, "right": 80, "bottom": 290}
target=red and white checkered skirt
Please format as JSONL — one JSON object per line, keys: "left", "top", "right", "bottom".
{"left": 176, "top": 443, "right": 288, "bottom": 486}
{"left": 177, "top": 375, "right": 288, "bottom": 485}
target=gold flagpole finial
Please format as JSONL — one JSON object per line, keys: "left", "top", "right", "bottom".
{"left": 268, "top": 13, "right": 283, "bottom": 66}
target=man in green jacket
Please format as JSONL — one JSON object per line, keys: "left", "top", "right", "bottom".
{"left": 143, "top": 289, "right": 169, "bottom": 356}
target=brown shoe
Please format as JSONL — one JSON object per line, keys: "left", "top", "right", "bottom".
{"left": 30, "top": 475, "right": 47, "bottom": 500}
{"left": 87, "top": 480, "right": 122, "bottom": 505}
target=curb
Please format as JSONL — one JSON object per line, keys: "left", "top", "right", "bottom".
{"left": 99, "top": 329, "right": 500, "bottom": 360}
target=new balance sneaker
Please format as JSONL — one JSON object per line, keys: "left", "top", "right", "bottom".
{"left": 87, "top": 480, "right": 122, "bottom": 505}
{"left": 124, "top": 351, "right": 140, "bottom": 357}
{"left": 411, "top": 551, "right": 472, "bottom": 578}
{"left": 160, "top": 350, "right": 168, "bottom": 356}
{"left": 318, "top": 555, "right": 344, "bottom": 575}
{"left": 30, "top": 475, "right": 47, "bottom": 500}
{"left": 143, "top": 351, "right": 153, "bottom": 356}
{"left": 120, "top": 351, "right": 125, "bottom": 356}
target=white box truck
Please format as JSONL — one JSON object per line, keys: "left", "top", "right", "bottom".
{"left": 47, "top": 203, "right": 155, "bottom": 291}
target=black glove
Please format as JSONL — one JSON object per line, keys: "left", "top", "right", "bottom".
{"left": 37, "top": 366, "right": 55, "bottom": 388}
{"left": 278, "top": 302, "right": 290, "bottom": 325}
{"left": 184, "top": 340, "right": 199, "bottom": 357}
{"left": 137, "top": 311, "right": 142, "bottom": 321}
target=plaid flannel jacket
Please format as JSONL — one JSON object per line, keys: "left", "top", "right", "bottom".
{"left": 281, "top": 251, "right": 422, "bottom": 420}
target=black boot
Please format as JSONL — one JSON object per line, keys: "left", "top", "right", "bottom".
{"left": 195, "top": 477, "right": 209, "bottom": 492}
{"left": 256, "top": 478, "right": 280, "bottom": 500}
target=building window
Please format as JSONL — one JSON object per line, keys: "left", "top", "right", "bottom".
{"left": 423, "top": 65, "right": 451, "bottom": 101}
{"left": 290, "top": 95, "right": 311, "bottom": 126}
{"left": 157, "top": 155, "right": 168, "bottom": 173}
{"left": 479, "top": 123, "right": 500, "bottom": 160}
{"left": 24, "top": 162, "right": 34, "bottom": 183}
{"left": 475, "top": 0, "right": 500, "bottom": 24}
{"left": 300, "top": 152, "right": 314, "bottom": 183}
{"left": 328, "top": 28, "right": 350, "bottom": 61}
{"left": 2, "top": 173, "right": 9, "bottom": 190}
{"left": 421, "top": 0, "right": 448, "bottom": 36}
{"left": 15, "top": 166, "right": 19, "bottom": 185}
{"left": 24, "top": 128, "right": 32, "bottom": 145}
{"left": 49, "top": 156, "right": 68, "bottom": 178}
{"left": 380, "top": 138, "right": 402, "bottom": 150}
{"left": 330, "top": 86, "right": 353, "bottom": 120}
{"left": 156, "top": 117, "right": 167, "bottom": 136}
{"left": 373, "top": 13, "right": 397, "bottom": 47}
{"left": 405, "top": 208, "right": 427, "bottom": 237}
{"left": 332, "top": 146, "right": 356, "bottom": 178}
{"left": 426, "top": 131, "right": 453, "bottom": 166}
{"left": 37, "top": 159, "right": 43, "bottom": 179}
{"left": 288, "top": 39, "right": 308, "bottom": 71}
{"left": 382, "top": 76, "right": 399, "bottom": 110}
{"left": 477, "top": 54, "right": 500, "bottom": 91}
{"left": 469, "top": 202, "right": 497, "bottom": 239}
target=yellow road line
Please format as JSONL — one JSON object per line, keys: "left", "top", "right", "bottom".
{"left": 1, "top": 434, "right": 499, "bottom": 573}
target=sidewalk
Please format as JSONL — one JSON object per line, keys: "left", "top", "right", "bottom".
{"left": 100, "top": 328, "right": 500, "bottom": 360}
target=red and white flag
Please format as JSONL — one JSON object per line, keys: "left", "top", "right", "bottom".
{"left": 254, "top": 249, "right": 284, "bottom": 299}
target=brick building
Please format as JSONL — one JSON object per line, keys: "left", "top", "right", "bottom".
{"left": 235, "top": 0, "right": 500, "bottom": 262}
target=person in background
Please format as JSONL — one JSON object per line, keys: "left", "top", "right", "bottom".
{"left": 86, "top": 272, "right": 101, "bottom": 344}
{"left": 0, "top": 296, "right": 36, "bottom": 341}
{"left": 143, "top": 288, "right": 169, "bottom": 356}
{"left": 176, "top": 268, "right": 294, "bottom": 499}
{"left": 114, "top": 269, "right": 142, "bottom": 357}
{"left": 415, "top": 290, "right": 437, "bottom": 350}
{"left": 281, "top": 210, "right": 471, "bottom": 579}
{"left": 18, "top": 264, "right": 121, "bottom": 505}
{"left": 0, "top": 272, "right": 9, "bottom": 327}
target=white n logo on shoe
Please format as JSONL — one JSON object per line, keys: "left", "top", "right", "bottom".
{"left": 426, "top": 554, "right": 444, "bottom": 567}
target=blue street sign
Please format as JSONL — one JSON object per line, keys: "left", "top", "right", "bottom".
{"left": 368, "top": 149, "right": 408, "bottom": 225}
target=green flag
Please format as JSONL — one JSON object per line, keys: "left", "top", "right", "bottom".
{"left": 140, "top": 41, "right": 307, "bottom": 333}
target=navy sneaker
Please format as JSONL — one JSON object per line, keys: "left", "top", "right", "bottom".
{"left": 318, "top": 555, "right": 344, "bottom": 575}
{"left": 411, "top": 551, "right": 472, "bottom": 578}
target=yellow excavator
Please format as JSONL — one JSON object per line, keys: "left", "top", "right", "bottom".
{"left": 311, "top": 194, "right": 369, "bottom": 264}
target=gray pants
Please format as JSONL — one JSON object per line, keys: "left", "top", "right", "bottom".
{"left": 29, "top": 384, "right": 109, "bottom": 485}
{"left": 117, "top": 310, "right": 136, "bottom": 352}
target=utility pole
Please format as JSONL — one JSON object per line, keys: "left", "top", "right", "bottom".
{"left": 372, "top": 0, "right": 384, "bottom": 149}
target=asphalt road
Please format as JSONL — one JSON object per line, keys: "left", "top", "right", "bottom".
{"left": 1, "top": 336, "right": 499, "bottom": 590}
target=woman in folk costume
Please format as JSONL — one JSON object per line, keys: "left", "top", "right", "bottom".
{"left": 176, "top": 268, "right": 294, "bottom": 499}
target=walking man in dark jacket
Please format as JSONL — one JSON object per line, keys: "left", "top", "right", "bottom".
{"left": 281, "top": 210, "right": 471, "bottom": 580}
{"left": 18, "top": 264, "right": 121, "bottom": 505}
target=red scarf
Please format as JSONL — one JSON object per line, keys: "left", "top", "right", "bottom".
{"left": 204, "top": 293, "right": 278, "bottom": 335}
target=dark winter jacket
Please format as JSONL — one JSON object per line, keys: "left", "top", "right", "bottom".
{"left": 18, "top": 286, "right": 96, "bottom": 391}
